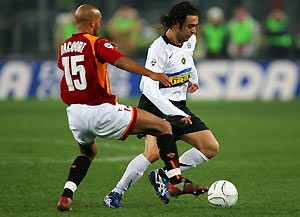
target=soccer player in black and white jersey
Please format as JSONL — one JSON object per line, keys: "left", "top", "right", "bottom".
{"left": 104, "top": 1, "right": 219, "bottom": 208}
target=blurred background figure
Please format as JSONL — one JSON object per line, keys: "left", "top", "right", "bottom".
{"left": 135, "top": 20, "right": 160, "bottom": 58}
{"left": 54, "top": 12, "right": 76, "bottom": 54}
{"left": 106, "top": 5, "right": 142, "bottom": 58}
{"left": 264, "top": 8, "right": 292, "bottom": 58}
{"left": 294, "top": 26, "right": 300, "bottom": 58}
{"left": 227, "top": 7, "right": 261, "bottom": 58}
{"left": 202, "top": 7, "right": 227, "bottom": 59}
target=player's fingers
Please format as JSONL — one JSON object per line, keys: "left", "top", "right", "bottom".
{"left": 188, "top": 83, "right": 198, "bottom": 93}
{"left": 187, "top": 116, "right": 192, "bottom": 124}
{"left": 180, "top": 117, "right": 187, "bottom": 124}
{"left": 160, "top": 74, "right": 172, "bottom": 86}
{"left": 187, "top": 86, "right": 196, "bottom": 93}
{"left": 180, "top": 116, "right": 192, "bottom": 125}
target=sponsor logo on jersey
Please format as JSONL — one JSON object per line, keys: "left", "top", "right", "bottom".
{"left": 167, "top": 67, "right": 192, "bottom": 86}
{"left": 104, "top": 43, "right": 115, "bottom": 49}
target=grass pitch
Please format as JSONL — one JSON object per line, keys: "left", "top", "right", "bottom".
{"left": 0, "top": 99, "right": 300, "bottom": 217}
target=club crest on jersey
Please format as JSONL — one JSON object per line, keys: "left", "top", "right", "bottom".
{"left": 181, "top": 56, "right": 186, "bottom": 65}
{"left": 104, "top": 43, "right": 114, "bottom": 49}
{"left": 150, "top": 59, "right": 157, "bottom": 66}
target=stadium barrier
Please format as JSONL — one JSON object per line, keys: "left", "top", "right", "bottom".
{"left": 0, "top": 60, "right": 299, "bottom": 100}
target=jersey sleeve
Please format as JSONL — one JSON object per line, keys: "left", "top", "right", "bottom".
{"left": 141, "top": 42, "right": 189, "bottom": 117}
{"left": 144, "top": 43, "right": 165, "bottom": 72}
{"left": 189, "top": 35, "right": 199, "bottom": 84}
{"left": 95, "top": 38, "right": 125, "bottom": 64}
{"left": 189, "top": 61, "right": 198, "bottom": 84}
{"left": 141, "top": 77, "right": 189, "bottom": 117}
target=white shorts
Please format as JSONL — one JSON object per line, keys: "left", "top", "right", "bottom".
{"left": 66, "top": 103, "right": 137, "bottom": 145}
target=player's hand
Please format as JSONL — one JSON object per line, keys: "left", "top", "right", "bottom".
{"left": 180, "top": 116, "right": 192, "bottom": 125}
{"left": 150, "top": 72, "right": 172, "bottom": 87}
{"left": 187, "top": 82, "right": 199, "bottom": 93}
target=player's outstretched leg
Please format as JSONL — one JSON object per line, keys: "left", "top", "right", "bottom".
{"left": 148, "top": 169, "right": 169, "bottom": 204}
{"left": 169, "top": 178, "right": 208, "bottom": 197}
{"left": 103, "top": 192, "right": 123, "bottom": 208}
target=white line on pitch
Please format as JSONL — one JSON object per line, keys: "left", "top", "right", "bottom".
{"left": 0, "top": 155, "right": 137, "bottom": 165}
{"left": 0, "top": 137, "right": 144, "bottom": 151}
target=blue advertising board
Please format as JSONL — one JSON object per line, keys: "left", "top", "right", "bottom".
{"left": 0, "top": 60, "right": 299, "bottom": 100}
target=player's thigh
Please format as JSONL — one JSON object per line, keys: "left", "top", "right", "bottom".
{"left": 143, "top": 135, "right": 160, "bottom": 163}
{"left": 131, "top": 108, "right": 171, "bottom": 136}
{"left": 179, "top": 130, "right": 219, "bottom": 154}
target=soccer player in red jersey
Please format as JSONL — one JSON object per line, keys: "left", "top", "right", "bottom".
{"left": 56, "top": 4, "right": 202, "bottom": 211}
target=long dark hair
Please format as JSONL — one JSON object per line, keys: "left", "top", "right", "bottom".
{"left": 160, "top": 1, "right": 198, "bottom": 30}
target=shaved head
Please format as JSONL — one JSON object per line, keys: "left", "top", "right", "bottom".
{"left": 75, "top": 4, "right": 101, "bottom": 24}
{"left": 74, "top": 4, "right": 102, "bottom": 36}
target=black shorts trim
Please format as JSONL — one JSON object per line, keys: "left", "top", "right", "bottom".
{"left": 138, "top": 94, "right": 209, "bottom": 139}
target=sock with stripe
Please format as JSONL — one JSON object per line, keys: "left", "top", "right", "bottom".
{"left": 158, "top": 147, "right": 209, "bottom": 181}
{"left": 61, "top": 155, "right": 91, "bottom": 199}
{"left": 156, "top": 134, "right": 182, "bottom": 184}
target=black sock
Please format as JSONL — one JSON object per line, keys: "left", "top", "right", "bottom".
{"left": 156, "top": 134, "right": 182, "bottom": 184}
{"left": 61, "top": 156, "right": 91, "bottom": 199}
{"left": 158, "top": 168, "right": 169, "bottom": 180}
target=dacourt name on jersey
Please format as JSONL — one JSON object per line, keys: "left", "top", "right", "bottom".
{"left": 61, "top": 41, "right": 87, "bottom": 55}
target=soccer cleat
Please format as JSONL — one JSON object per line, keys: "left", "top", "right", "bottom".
{"left": 103, "top": 192, "right": 123, "bottom": 208}
{"left": 169, "top": 178, "right": 208, "bottom": 198}
{"left": 148, "top": 170, "right": 170, "bottom": 204}
{"left": 57, "top": 196, "right": 72, "bottom": 211}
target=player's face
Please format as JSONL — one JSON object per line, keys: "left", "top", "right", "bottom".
{"left": 177, "top": 15, "right": 198, "bottom": 43}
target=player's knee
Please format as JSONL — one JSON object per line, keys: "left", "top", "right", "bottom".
{"left": 210, "top": 140, "right": 219, "bottom": 157}
{"left": 158, "top": 120, "right": 172, "bottom": 135}
{"left": 201, "top": 140, "right": 219, "bottom": 159}
{"left": 80, "top": 143, "right": 98, "bottom": 161}
{"left": 82, "top": 151, "right": 97, "bottom": 161}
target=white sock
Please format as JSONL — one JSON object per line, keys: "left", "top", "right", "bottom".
{"left": 112, "top": 153, "right": 151, "bottom": 195}
{"left": 179, "top": 148, "right": 209, "bottom": 172}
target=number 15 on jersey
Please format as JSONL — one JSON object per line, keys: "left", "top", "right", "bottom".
{"left": 62, "top": 55, "right": 87, "bottom": 91}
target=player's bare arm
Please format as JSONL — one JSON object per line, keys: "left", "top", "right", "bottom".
{"left": 114, "top": 56, "right": 172, "bottom": 87}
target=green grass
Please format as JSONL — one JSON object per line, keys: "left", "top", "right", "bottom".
{"left": 0, "top": 99, "right": 300, "bottom": 217}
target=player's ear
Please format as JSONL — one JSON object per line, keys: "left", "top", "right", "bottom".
{"left": 90, "top": 19, "right": 96, "bottom": 28}
{"left": 173, "top": 21, "right": 180, "bottom": 30}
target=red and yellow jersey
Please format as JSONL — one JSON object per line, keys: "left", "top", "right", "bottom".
{"left": 58, "top": 32, "right": 125, "bottom": 105}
